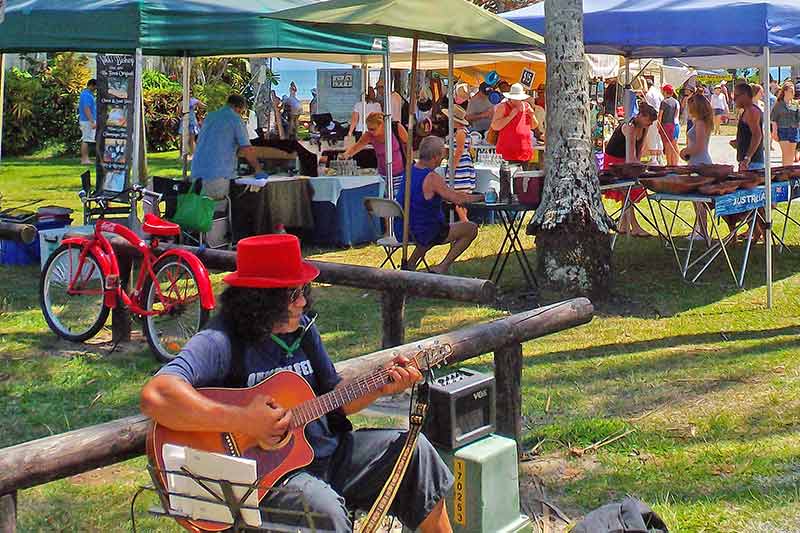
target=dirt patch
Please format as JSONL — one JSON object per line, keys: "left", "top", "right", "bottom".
{"left": 519, "top": 452, "right": 603, "bottom": 531}
{"left": 69, "top": 463, "right": 137, "bottom": 487}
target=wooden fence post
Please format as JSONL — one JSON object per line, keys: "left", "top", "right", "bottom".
{"left": 0, "top": 492, "right": 17, "bottom": 533}
{"left": 494, "top": 343, "right": 523, "bottom": 451}
{"left": 111, "top": 254, "right": 132, "bottom": 344}
{"left": 381, "top": 290, "right": 406, "bottom": 349}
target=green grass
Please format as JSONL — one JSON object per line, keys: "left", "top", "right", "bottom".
{"left": 1, "top": 152, "right": 800, "bottom": 532}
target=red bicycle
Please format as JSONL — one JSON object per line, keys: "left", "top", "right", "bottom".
{"left": 39, "top": 185, "right": 215, "bottom": 362}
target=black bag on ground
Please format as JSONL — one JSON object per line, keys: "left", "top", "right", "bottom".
{"left": 572, "top": 497, "right": 668, "bottom": 533}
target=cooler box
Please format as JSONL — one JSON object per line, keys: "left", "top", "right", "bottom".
{"left": 38, "top": 225, "right": 95, "bottom": 270}
{"left": 513, "top": 171, "right": 544, "bottom": 207}
{"left": 1, "top": 219, "right": 72, "bottom": 267}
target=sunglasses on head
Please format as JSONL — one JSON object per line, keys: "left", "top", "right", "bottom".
{"left": 289, "top": 284, "right": 310, "bottom": 303}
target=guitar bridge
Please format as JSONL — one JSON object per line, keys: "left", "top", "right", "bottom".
{"left": 222, "top": 432, "right": 241, "bottom": 457}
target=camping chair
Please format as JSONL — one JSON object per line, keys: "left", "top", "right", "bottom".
{"left": 363, "top": 197, "right": 431, "bottom": 271}
{"left": 157, "top": 178, "right": 233, "bottom": 250}
{"left": 80, "top": 170, "right": 133, "bottom": 225}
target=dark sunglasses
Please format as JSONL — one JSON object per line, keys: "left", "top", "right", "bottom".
{"left": 289, "top": 284, "right": 310, "bottom": 303}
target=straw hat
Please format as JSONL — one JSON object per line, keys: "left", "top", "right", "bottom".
{"left": 503, "top": 83, "right": 529, "bottom": 101}
{"left": 443, "top": 105, "right": 469, "bottom": 126}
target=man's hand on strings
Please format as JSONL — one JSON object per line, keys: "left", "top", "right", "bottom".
{"left": 380, "top": 355, "right": 422, "bottom": 396}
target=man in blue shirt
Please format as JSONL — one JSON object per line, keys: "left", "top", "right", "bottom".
{"left": 191, "top": 94, "right": 266, "bottom": 199}
{"left": 141, "top": 235, "right": 454, "bottom": 532}
{"left": 78, "top": 79, "right": 97, "bottom": 165}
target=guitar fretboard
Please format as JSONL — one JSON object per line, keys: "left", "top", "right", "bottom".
{"left": 289, "top": 368, "right": 394, "bottom": 429}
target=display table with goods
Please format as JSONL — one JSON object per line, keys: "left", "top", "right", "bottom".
{"left": 641, "top": 168, "right": 799, "bottom": 287}
{"left": 233, "top": 173, "right": 383, "bottom": 246}
{"left": 598, "top": 163, "right": 668, "bottom": 247}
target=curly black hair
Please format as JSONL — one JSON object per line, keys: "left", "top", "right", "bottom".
{"left": 218, "top": 285, "right": 313, "bottom": 344}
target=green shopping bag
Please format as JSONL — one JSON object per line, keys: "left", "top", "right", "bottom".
{"left": 171, "top": 191, "right": 215, "bottom": 233}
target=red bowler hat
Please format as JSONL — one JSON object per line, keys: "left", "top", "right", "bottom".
{"left": 223, "top": 234, "right": 319, "bottom": 289}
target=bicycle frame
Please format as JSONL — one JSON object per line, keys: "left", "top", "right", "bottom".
{"left": 61, "top": 219, "right": 215, "bottom": 315}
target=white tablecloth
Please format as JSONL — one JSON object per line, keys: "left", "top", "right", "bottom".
{"left": 311, "top": 175, "right": 385, "bottom": 204}
{"left": 236, "top": 174, "right": 384, "bottom": 205}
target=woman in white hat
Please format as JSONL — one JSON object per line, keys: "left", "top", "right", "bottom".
{"left": 490, "top": 83, "right": 539, "bottom": 164}
{"left": 444, "top": 105, "right": 477, "bottom": 222}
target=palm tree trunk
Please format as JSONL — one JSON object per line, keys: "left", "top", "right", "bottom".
{"left": 527, "top": 0, "right": 614, "bottom": 299}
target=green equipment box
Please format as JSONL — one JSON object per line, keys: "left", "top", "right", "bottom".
{"left": 436, "top": 434, "right": 533, "bottom": 533}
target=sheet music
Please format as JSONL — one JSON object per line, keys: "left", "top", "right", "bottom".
{"left": 162, "top": 443, "right": 261, "bottom": 527}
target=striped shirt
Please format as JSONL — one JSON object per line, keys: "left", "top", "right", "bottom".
{"left": 447, "top": 131, "right": 476, "bottom": 191}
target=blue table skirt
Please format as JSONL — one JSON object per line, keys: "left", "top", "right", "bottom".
{"left": 311, "top": 183, "right": 381, "bottom": 247}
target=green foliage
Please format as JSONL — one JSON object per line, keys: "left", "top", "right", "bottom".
{"left": 143, "top": 87, "right": 183, "bottom": 152}
{"left": 193, "top": 81, "right": 233, "bottom": 112}
{"left": 142, "top": 69, "right": 181, "bottom": 92}
{"left": 1, "top": 54, "right": 87, "bottom": 157}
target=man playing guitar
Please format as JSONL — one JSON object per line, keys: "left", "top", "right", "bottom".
{"left": 141, "top": 234, "right": 454, "bottom": 532}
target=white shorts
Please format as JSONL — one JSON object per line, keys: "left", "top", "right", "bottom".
{"left": 79, "top": 121, "right": 96, "bottom": 143}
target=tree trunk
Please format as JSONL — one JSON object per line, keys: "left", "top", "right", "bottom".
{"left": 527, "top": 0, "right": 613, "bottom": 300}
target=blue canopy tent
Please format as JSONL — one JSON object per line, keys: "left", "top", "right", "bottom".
{"left": 502, "top": 0, "right": 800, "bottom": 308}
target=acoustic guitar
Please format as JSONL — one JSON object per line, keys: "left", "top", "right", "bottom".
{"left": 147, "top": 342, "right": 453, "bottom": 532}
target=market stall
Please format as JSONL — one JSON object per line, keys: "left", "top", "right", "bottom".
{"left": 504, "top": 0, "right": 800, "bottom": 306}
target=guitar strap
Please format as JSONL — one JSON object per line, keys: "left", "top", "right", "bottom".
{"left": 360, "top": 383, "right": 430, "bottom": 533}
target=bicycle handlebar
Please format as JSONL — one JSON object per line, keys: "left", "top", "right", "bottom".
{"left": 79, "top": 185, "right": 162, "bottom": 214}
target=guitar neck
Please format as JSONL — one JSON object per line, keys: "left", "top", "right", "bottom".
{"left": 289, "top": 367, "right": 394, "bottom": 429}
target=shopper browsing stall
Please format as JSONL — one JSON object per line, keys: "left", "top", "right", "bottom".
{"left": 466, "top": 83, "right": 495, "bottom": 134}
{"left": 711, "top": 85, "right": 728, "bottom": 135}
{"left": 770, "top": 82, "right": 800, "bottom": 167}
{"left": 348, "top": 86, "right": 382, "bottom": 139}
{"left": 341, "top": 112, "right": 408, "bottom": 197}
{"left": 603, "top": 103, "right": 658, "bottom": 237}
{"left": 680, "top": 94, "right": 715, "bottom": 242}
{"left": 444, "top": 105, "right": 477, "bottom": 223}
{"left": 490, "top": 83, "right": 538, "bottom": 165}
{"left": 658, "top": 85, "right": 680, "bottom": 166}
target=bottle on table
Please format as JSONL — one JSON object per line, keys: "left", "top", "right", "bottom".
{"left": 499, "top": 162, "right": 512, "bottom": 203}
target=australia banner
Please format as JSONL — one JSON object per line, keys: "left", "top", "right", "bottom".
{"left": 95, "top": 54, "right": 137, "bottom": 193}
{"left": 714, "top": 182, "right": 790, "bottom": 217}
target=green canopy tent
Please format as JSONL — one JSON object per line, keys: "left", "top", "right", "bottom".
{"left": 0, "top": 0, "right": 383, "bottom": 176}
{"left": 267, "top": 0, "right": 544, "bottom": 267}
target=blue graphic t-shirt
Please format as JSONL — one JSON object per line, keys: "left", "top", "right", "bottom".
{"left": 157, "top": 315, "right": 342, "bottom": 462}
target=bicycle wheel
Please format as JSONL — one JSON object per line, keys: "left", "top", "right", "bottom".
{"left": 40, "top": 244, "right": 110, "bottom": 342}
{"left": 142, "top": 255, "right": 210, "bottom": 363}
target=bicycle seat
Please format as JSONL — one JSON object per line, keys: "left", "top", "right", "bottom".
{"left": 142, "top": 213, "right": 181, "bottom": 237}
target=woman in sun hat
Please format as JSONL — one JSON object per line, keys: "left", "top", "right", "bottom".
{"left": 141, "top": 233, "right": 455, "bottom": 532}
{"left": 490, "top": 83, "right": 539, "bottom": 164}
{"left": 444, "top": 105, "right": 477, "bottom": 222}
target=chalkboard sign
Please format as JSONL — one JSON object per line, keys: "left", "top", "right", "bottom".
{"left": 520, "top": 68, "right": 535, "bottom": 89}
{"left": 331, "top": 73, "right": 354, "bottom": 89}
{"left": 95, "top": 54, "right": 137, "bottom": 193}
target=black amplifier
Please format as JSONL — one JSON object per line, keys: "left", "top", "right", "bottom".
{"left": 423, "top": 368, "right": 495, "bottom": 451}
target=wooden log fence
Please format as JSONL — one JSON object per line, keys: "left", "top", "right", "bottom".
{"left": 108, "top": 237, "right": 496, "bottom": 349}
{"left": 0, "top": 222, "right": 36, "bottom": 245}
{"left": 0, "top": 298, "right": 593, "bottom": 530}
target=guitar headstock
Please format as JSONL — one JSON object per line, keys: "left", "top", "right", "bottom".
{"left": 410, "top": 341, "right": 453, "bottom": 371}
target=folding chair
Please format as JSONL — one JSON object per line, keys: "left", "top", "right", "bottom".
{"left": 363, "top": 197, "right": 431, "bottom": 271}
{"left": 80, "top": 170, "right": 133, "bottom": 225}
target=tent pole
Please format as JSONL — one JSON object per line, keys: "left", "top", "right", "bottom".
{"left": 0, "top": 53, "right": 5, "bottom": 166}
{"left": 762, "top": 46, "right": 773, "bottom": 309}
{"left": 401, "top": 38, "right": 419, "bottom": 269}
{"left": 361, "top": 58, "right": 368, "bottom": 138}
{"left": 447, "top": 50, "right": 455, "bottom": 194}
{"left": 130, "top": 48, "right": 144, "bottom": 229}
{"left": 383, "top": 38, "right": 393, "bottom": 201}
{"left": 181, "top": 53, "right": 191, "bottom": 180}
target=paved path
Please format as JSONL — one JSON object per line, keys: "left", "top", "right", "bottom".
{"left": 707, "top": 134, "right": 782, "bottom": 166}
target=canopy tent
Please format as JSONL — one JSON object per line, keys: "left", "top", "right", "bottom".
{"left": 260, "top": 37, "right": 546, "bottom": 70}
{"left": 503, "top": 0, "right": 800, "bottom": 59}
{"left": 674, "top": 55, "right": 800, "bottom": 70}
{"left": 0, "top": 0, "right": 381, "bottom": 57}
{"left": 268, "top": 0, "right": 544, "bottom": 266}
{"left": 504, "top": 0, "right": 800, "bottom": 308}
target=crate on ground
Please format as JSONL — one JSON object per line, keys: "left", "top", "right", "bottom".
{"left": 38, "top": 225, "right": 95, "bottom": 270}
